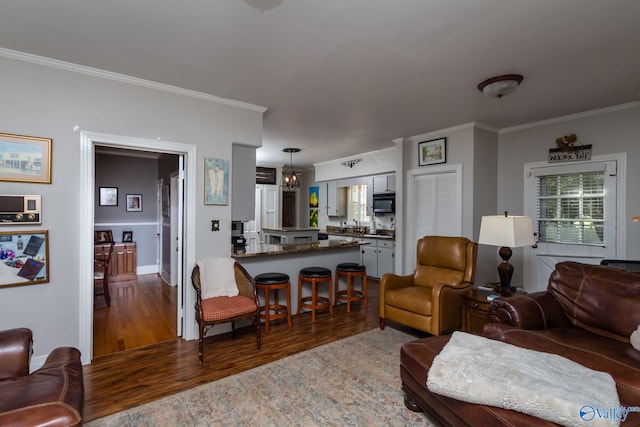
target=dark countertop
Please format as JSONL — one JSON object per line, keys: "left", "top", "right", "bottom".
{"left": 231, "top": 239, "right": 367, "bottom": 258}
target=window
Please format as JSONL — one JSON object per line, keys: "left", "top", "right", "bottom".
{"left": 536, "top": 171, "right": 605, "bottom": 245}
{"left": 347, "top": 184, "right": 370, "bottom": 223}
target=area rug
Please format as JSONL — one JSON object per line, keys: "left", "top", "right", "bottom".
{"left": 86, "top": 328, "right": 434, "bottom": 426}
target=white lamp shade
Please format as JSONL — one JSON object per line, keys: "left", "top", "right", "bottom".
{"left": 478, "top": 215, "right": 535, "bottom": 248}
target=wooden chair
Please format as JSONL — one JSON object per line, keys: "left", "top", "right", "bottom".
{"left": 191, "top": 261, "right": 260, "bottom": 364}
{"left": 94, "top": 243, "right": 114, "bottom": 307}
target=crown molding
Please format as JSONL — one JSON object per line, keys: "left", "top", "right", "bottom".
{"left": 500, "top": 101, "right": 640, "bottom": 134}
{"left": 0, "top": 47, "right": 268, "bottom": 113}
{"left": 399, "top": 122, "right": 497, "bottom": 144}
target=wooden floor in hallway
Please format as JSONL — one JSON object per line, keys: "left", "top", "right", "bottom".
{"left": 93, "top": 274, "right": 178, "bottom": 358}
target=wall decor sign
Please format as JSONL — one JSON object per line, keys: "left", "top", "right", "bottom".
{"left": 548, "top": 133, "right": 592, "bottom": 163}
{"left": 0, "top": 230, "right": 49, "bottom": 288}
{"left": 0, "top": 133, "right": 52, "bottom": 184}
{"left": 256, "top": 166, "right": 276, "bottom": 185}
{"left": 126, "top": 194, "right": 143, "bottom": 212}
{"left": 99, "top": 187, "right": 118, "bottom": 206}
{"left": 204, "top": 158, "right": 229, "bottom": 205}
{"left": 418, "top": 137, "right": 447, "bottom": 166}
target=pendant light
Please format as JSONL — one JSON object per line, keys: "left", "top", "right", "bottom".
{"left": 281, "top": 148, "right": 301, "bottom": 191}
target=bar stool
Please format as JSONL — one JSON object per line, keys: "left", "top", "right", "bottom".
{"left": 254, "top": 272, "right": 292, "bottom": 335}
{"left": 334, "top": 263, "right": 367, "bottom": 312}
{"left": 297, "top": 267, "right": 333, "bottom": 322}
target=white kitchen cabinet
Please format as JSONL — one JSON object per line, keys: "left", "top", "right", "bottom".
{"left": 373, "top": 174, "right": 395, "bottom": 194}
{"left": 326, "top": 181, "right": 347, "bottom": 216}
{"left": 360, "top": 238, "right": 395, "bottom": 278}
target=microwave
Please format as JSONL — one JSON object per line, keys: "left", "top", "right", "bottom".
{"left": 373, "top": 193, "right": 395, "bottom": 214}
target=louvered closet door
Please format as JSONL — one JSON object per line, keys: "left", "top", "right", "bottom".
{"left": 407, "top": 166, "right": 461, "bottom": 271}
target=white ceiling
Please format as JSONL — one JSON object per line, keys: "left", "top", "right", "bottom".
{"left": 1, "top": 0, "right": 639, "bottom": 169}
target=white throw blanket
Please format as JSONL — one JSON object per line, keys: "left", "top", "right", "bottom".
{"left": 427, "top": 331, "right": 620, "bottom": 427}
{"left": 196, "top": 258, "right": 239, "bottom": 299}
{"left": 631, "top": 324, "right": 640, "bottom": 351}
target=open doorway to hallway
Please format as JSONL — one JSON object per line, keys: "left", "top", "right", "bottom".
{"left": 93, "top": 147, "right": 182, "bottom": 357}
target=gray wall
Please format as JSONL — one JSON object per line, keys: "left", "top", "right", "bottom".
{"left": 497, "top": 103, "right": 640, "bottom": 283}
{"left": 0, "top": 55, "right": 262, "bottom": 360}
{"left": 95, "top": 153, "right": 161, "bottom": 267}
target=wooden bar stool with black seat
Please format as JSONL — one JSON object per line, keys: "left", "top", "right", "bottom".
{"left": 334, "top": 263, "right": 367, "bottom": 312}
{"left": 297, "top": 267, "right": 333, "bottom": 322}
{"left": 254, "top": 272, "right": 292, "bottom": 335}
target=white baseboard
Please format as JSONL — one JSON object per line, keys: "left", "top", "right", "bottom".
{"left": 137, "top": 265, "right": 159, "bottom": 275}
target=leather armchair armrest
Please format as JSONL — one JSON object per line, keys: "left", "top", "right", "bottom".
{"left": 488, "top": 291, "right": 570, "bottom": 330}
{"left": 0, "top": 328, "right": 32, "bottom": 380}
{"left": 431, "top": 281, "right": 473, "bottom": 334}
{"left": 379, "top": 273, "right": 414, "bottom": 314}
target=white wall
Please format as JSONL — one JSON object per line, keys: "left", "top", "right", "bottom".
{"left": 497, "top": 102, "right": 640, "bottom": 283}
{"left": 0, "top": 55, "right": 263, "bottom": 362}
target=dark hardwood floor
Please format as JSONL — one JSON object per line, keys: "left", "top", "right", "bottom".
{"left": 85, "top": 275, "right": 424, "bottom": 422}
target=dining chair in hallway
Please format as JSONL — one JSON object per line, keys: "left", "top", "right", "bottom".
{"left": 94, "top": 243, "right": 114, "bottom": 307}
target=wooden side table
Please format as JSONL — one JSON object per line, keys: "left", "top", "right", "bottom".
{"left": 462, "top": 287, "right": 524, "bottom": 335}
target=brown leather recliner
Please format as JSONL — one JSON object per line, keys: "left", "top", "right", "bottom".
{"left": 0, "top": 328, "right": 84, "bottom": 426}
{"left": 379, "top": 236, "right": 477, "bottom": 335}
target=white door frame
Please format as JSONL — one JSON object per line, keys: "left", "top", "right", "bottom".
{"left": 79, "top": 131, "right": 197, "bottom": 364}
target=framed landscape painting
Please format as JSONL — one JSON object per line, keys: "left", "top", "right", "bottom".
{"left": 418, "top": 137, "right": 447, "bottom": 166}
{"left": 0, "top": 133, "right": 52, "bottom": 183}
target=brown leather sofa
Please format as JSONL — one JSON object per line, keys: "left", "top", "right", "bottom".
{"left": 400, "top": 261, "right": 640, "bottom": 426}
{"left": 380, "top": 236, "right": 477, "bottom": 335}
{"left": 0, "top": 328, "right": 84, "bottom": 426}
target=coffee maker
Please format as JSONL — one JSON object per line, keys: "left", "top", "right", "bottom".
{"left": 231, "top": 221, "right": 246, "bottom": 249}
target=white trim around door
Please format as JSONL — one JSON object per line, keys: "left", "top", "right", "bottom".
{"left": 79, "top": 130, "right": 197, "bottom": 364}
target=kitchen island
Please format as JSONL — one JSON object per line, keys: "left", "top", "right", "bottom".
{"left": 232, "top": 239, "right": 367, "bottom": 315}
{"left": 261, "top": 227, "right": 319, "bottom": 244}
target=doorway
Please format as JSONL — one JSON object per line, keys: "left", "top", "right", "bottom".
{"left": 79, "top": 131, "right": 197, "bottom": 365}
{"left": 282, "top": 191, "right": 296, "bottom": 227}
{"left": 523, "top": 153, "right": 626, "bottom": 292}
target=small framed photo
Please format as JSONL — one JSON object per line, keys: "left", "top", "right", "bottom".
{"left": 99, "top": 187, "right": 118, "bottom": 206}
{"left": 122, "top": 231, "right": 133, "bottom": 242}
{"left": 94, "top": 230, "right": 114, "bottom": 244}
{"left": 126, "top": 194, "right": 143, "bottom": 212}
{"left": 419, "top": 137, "right": 447, "bottom": 166}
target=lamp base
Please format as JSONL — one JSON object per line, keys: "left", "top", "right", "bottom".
{"left": 493, "top": 284, "right": 516, "bottom": 296}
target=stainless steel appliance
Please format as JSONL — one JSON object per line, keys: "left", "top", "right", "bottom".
{"left": 373, "top": 193, "right": 395, "bottom": 214}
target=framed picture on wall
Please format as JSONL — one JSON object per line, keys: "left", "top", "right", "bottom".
{"left": 0, "top": 133, "right": 52, "bottom": 184}
{"left": 99, "top": 187, "right": 118, "bottom": 206}
{"left": 126, "top": 194, "right": 142, "bottom": 212}
{"left": 0, "top": 230, "right": 49, "bottom": 288}
{"left": 122, "top": 231, "right": 133, "bottom": 242}
{"left": 418, "top": 137, "right": 447, "bottom": 166}
{"left": 204, "top": 158, "right": 229, "bottom": 205}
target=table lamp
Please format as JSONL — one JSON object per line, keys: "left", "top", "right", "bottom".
{"left": 478, "top": 212, "right": 535, "bottom": 295}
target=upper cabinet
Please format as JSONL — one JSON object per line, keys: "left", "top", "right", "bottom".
{"left": 232, "top": 144, "right": 257, "bottom": 221}
{"left": 373, "top": 174, "right": 396, "bottom": 193}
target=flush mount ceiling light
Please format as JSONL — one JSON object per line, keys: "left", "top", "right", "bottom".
{"left": 281, "top": 147, "right": 301, "bottom": 191}
{"left": 477, "top": 74, "right": 524, "bottom": 98}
